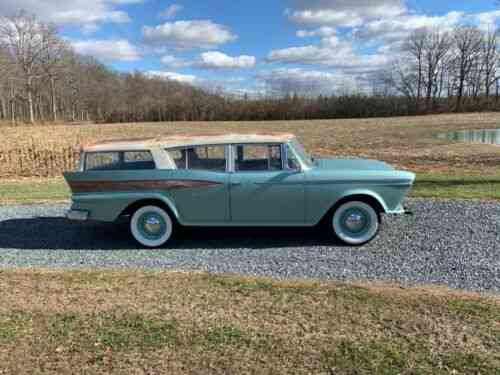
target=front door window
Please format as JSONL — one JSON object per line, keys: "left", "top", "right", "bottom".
{"left": 233, "top": 144, "right": 282, "bottom": 171}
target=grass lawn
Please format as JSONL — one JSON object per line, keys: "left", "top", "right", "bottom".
{"left": 1, "top": 174, "right": 500, "bottom": 205}
{"left": 0, "top": 270, "right": 498, "bottom": 374}
{"left": 0, "top": 178, "right": 69, "bottom": 205}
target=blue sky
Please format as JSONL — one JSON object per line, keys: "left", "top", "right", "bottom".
{"left": 1, "top": 0, "right": 498, "bottom": 95}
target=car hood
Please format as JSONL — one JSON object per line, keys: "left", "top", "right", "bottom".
{"left": 313, "top": 158, "right": 395, "bottom": 171}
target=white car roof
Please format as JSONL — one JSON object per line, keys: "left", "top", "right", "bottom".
{"left": 82, "top": 133, "right": 296, "bottom": 152}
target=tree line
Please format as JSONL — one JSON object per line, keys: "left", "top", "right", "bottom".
{"left": 380, "top": 26, "right": 500, "bottom": 114}
{"left": 0, "top": 12, "right": 498, "bottom": 125}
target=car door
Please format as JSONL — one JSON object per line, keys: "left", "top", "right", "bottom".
{"left": 229, "top": 143, "right": 305, "bottom": 225}
{"left": 164, "top": 145, "right": 230, "bottom": 224}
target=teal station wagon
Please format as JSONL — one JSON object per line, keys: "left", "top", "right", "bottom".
{"left": 64, "top": 134, "right": 415, "bottom": 248}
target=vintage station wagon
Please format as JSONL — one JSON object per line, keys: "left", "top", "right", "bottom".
{"left": 64, "top": 134, "right": 415, "bottom": 248}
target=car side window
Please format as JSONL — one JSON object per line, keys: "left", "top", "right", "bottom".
{"left": 123, "top": 151, "right": 156, "bottom": 170}
{"left": 234, "top": 144, "right": 282, "bottom": 172}
{"left": 85, "top": 152, "right": 120, "bottom": 171}
{"left": 167, "top": 146, "right": 227, "bottom": 171}
{"left": 85, "top": 151, "right": 156, "bottom": 171}
{"left": 187, "top": 145, "right": 226, "bottom": 172}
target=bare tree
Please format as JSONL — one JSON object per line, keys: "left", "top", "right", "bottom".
{"left": 481, "top": 29, "right": 499, "bottom": 103}
{"left": 422, "top": 30, "right": 451, "bottom": 112}
{"left": 0, "top": 12, "right": 49, "bottom": 123}
{"left": 39, "top": 26, "right": 70, "bottom": 122}
{"left": 451, "top": 27, "right": 483, "bottom": 111}
{"left": 402, "top": 30, "right": 426, "bottom": 111}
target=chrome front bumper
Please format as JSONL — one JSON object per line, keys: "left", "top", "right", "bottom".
{"left": 66, "top": 209, "right": 89, "bottom": 221}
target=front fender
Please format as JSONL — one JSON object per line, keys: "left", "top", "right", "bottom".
{"left": 336, "top": 189, "right": 389, "bottom": 213}
{"left": 71, "top": 192, "right": 180, "bottom": 222}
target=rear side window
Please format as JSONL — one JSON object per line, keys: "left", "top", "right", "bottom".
{"left": 85, "top": 152, "right": 120, "bottom": 171}
{"left": 85, "top": 151, "right": 155, "bottom": 171}
{"left": 234, "top": 144, "right": 282, "bottom": 171}
{"left": 167, "top": 146, "right": 226, "bottom": 172}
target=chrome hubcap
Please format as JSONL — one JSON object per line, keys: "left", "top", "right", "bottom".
{"left": 144, "top": 216, "right": 162, "bottom": 235}
{"left": 344, "top": 213, "right": 365, "bottom": 232}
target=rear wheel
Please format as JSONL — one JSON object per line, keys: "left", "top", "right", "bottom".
{"left": 332, "top": 201, "right": 380, "bottom": 246}
{"left": 130, "top": 205, "right": 174, "bottom": 248}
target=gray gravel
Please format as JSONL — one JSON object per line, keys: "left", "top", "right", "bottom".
{"left": 0, "top": 199, "right": 499, "bottom": 293}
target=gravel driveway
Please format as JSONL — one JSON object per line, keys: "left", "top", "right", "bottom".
{"left": 0, "top": 199, "right": 499, "bottom": 293}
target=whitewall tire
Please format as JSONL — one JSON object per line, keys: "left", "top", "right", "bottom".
{"left": 332, "top": 201, "right": 380, "bottom": 246}
{"left": 130, "top": 206, "right": 174, "bottom": 248}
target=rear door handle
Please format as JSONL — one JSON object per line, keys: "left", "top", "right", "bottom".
{"left": 230, "top": 182, "right": 242, "bottom": 187}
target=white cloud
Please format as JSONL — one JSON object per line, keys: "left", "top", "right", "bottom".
{"left": 267, "top": 39, "right": 388, "bottom": 73}
{"left": 288, "top": 9, "right": 364, "bottom": 28}
{"left": 287, "top": 0, "right": 406, "bottom": 27}
{"left": 257, "top": 68, "right": 360, "bottom": 96}
{"left": 160, "top": 54, "right": 191, "bottom": 68}
{"left": 276, "top": 2, "right": 481, "bottom": 79}
{"left": 355, "top": 11, "right": 464, "bottom": 42}
{"left": 0, "top": 0, "right": 135, "bottom": 33}
{"left": 474, "top": 10, "right": 500, "bottom": 32}
{"left": 146, "top": 70, "right": 198, "bottom": 84}
{"left": 110, "top": 0, "right": 143, "bottom": 3}
{"left": 159, "top": 4, "right": 183, "bottom": 19}
{"left": 198, "top": 51, "right": 256, "bottom": 69}
{"left": 142, "top": 20, "right": 237, "bottom": 49}
{"left": 297, "top": 26, "right": 336, "bottom": 38}
{"left": 72, "top": 39, "right": 141, "bottom": 62}
{"left": 145, "top": 70, "right": 246, "bottom": 94}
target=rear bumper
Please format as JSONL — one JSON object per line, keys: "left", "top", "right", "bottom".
{"left": 65, "top": 209, "right": 89, "bottom": 221}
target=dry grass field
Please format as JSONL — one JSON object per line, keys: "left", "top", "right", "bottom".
{"left": 1, "top": 112, "right": 500, "bottom": 178}
{"left": 0, "top": 270, "right": 498, "bottom": 374}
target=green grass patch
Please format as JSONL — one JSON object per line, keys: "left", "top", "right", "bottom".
{"left": 92, "top": 314, "right": 178, "bottom": 350}
{"left": 325, "top": 341, "right": 407, "bottom": 374}
{"left": 412, "top": 174, "right": 500, "bottom": 200}
{"left": 0, "top": 312, "right": 32, "bottom": 344}
{"left": 323, "top": 341, "right": 500, "bottom": 375}
{"left": 447, "top": 299, "right": 500, "bottom": 322}
{"left": 0, "top": 179, "right": 69, "bottom": 205}
{"left": 204, "top": 325, "right": 251, "bottom": 347}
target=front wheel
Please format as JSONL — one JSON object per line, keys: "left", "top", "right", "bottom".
{"left": 130, "top": 206, "right": 174, "bottom": 248}
{"left": 332, "top": 201, "right": 380, "bottom": 246}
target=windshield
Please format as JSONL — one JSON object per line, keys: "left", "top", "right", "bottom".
{"left": 289, "top": 139, "right": 314, "bottom": 168}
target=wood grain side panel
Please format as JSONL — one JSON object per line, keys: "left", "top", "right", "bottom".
{"left": 69, "top": 180, "right": 224, "bottom": 194}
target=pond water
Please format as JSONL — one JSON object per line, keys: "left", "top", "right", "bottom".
{"left": 434, "top": 129, "right": 500, "bottom": 145}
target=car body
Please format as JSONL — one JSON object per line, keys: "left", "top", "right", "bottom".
{"left": 64, "top": 133, "right": 415, "bottom": 247}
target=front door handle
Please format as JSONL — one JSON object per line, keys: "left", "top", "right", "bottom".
{"left": 230, "top": 182, "right": 242, "bottom": 187}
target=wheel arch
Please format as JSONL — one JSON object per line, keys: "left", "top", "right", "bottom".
{"left": 320, "top": 191, "right": 387, "bottom": 225}
{"left": 119, "top": 196, "right": 180, "bottom": 224}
